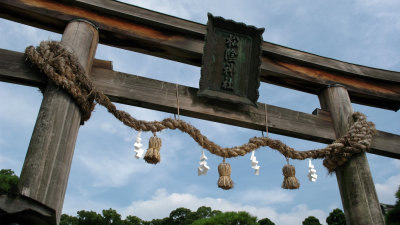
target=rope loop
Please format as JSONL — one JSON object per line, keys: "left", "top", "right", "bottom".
{"left": 25, "top": 41, "right": 377, "bottom": 173}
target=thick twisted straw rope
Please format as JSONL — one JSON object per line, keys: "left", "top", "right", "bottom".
{"left": 25, "top": 41, "right": 377, "bottom": 172}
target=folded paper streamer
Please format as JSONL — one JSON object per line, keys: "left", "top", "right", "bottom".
{"left": 144, "top": 134, "right": 162, "bottom": 164}
{"left": 198, "top": 149, "right": 210, "bottom": 176}
{"left": 307, "top": 159, "right": 317, "bottom": 182}
{"left": 134, "top": 131, "right": 144, "bottom": 159}
{"left": 24, "top": 41, "right": 379, "bottom": 191}
{"left": 250, "top": 151, "right": 260, "bottom": 175}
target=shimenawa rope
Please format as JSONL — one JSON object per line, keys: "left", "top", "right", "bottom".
{"left": 25, "top": 41, "right": 377, "bottom": 175}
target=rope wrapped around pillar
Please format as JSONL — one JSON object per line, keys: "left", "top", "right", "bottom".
{"left": 25, "top": 41, "right": 377, "bottom": 174}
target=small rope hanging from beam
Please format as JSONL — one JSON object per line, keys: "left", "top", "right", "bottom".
{"left": 25, "top": 41, "right": 377, "bottom": 176}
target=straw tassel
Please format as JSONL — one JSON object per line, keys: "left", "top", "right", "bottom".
{"left": 218, "top": 158, "right": 233, "bottom": 190}
{"left": 144, "top": 134, "right": 162, "bottom": 164}
{"left": 281, "top": 159, "right": 300, "bottom": 189}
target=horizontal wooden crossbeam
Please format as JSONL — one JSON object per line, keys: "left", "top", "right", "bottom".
{"left": 1, "top": 48, "right": 398, "bottom": 159}
{"left": 0, "top": 0, "right": 399, "bottom": 110}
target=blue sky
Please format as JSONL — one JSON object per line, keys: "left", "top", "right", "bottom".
{"left": 0, "top": 0, "right": 400, "bottom": 224}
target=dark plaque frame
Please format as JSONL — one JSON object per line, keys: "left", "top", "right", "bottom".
{"left": 198, "top": 13, "right": 264, "bottom": 106}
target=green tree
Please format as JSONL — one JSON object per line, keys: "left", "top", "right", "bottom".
{"left": 144, "top": 217, "right": 173, "bottom": 225}
{"left": 302, "top": 216, "right": 322, "bottom": 225}
{"left": 0, "top": 169, "right": 19, "bottom": 195}
{"left": 211, "top": 210, "right": 222, "bottom": 216}
{"left": 326, "top": 208, "right": 346, "bottom": 225}
{"left": 169, "top": 207, "right": 192, "bottom": 225}
{"left": 386, "top": 185, "right": 400, "bottom": 225}
{"left": 103, "top": 208, "right": 123, "bottom": 225}
{"left": 191, "top": 211, "right": 258, "bottom": 225}
{"left": 60, "top": 214, "right": 78, "bottom": 225}
{"left": 195, "top": 206, "right": 213, "bottom": 219}
{"left": 258, "top": 217, "right": 275, "bottom": 225}
{"left": 124, "top": 215, "right": 143, "bottom": 225}
{"left": 77, "top": 210, "right": 105, "bottom": 225}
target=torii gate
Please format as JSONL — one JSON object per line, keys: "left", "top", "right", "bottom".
{"left": 0, "top": 1, "right": 399, "bottom": 225}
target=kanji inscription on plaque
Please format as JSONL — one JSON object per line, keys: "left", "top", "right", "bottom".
{"left": 198, "top": 13, "right": 264, "bottom": 106}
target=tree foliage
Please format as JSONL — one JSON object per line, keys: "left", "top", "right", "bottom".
{"left": 124, "top": 215, "right": 143, "bottom": 225}
{"left": 169, "top": 207, "right": 193, "bottom": 225}
{"left": 77, "top": 210, "right": 105, "bottom": 225}
{"left": 326, "top": 208, "right": 346, "bottom": 225}
{"left": 258, "top": 217, "right": 275, "bottom": 225}
{"left": 60, "top": 214, "right": 78, "bottom": 225}
{"left": 302, "top": 216, "right": 322, "bottom": 225}
{"left": 0, "top": 169, "right": 19, "bottom": 195}
{"left": 144, "top": 217, "right": 172, "bottom": 225}
{"left": 190, "top": 211, "right": 258, "bottom": 225}
{"left": 386, "top": 185, "right": 400, "bottom": 225}
{"left": 103, "top": 208, "right": 123, "bottom": 225}
{"left": 60, "top": 207, "right": 262, "bottom": 225}
{"left": 195, "top": 206, "right": 213, "bottom": 219}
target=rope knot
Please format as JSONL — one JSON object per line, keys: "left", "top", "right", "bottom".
{"left": 25, "top": 40, "right": 377, "bottom": 183}
{"left": 25, "top": 41, "right": 95, "bottom": 124}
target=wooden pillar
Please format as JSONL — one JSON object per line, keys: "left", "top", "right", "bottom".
{"left": 319, "top": 85, "right": 385, "bottom": 225}
{"left": 18, "top": 19, "right": 98, "bottom": 223}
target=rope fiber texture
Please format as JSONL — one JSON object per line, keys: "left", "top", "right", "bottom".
{"left": 25, "top": 41, "right": 377, "bottom": 172}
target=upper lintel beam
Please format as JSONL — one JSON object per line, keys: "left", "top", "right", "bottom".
{"left": 0, "top": 0, "right": 399, "bottom": 110}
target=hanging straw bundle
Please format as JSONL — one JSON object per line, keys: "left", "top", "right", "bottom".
{"left": 218, "top": 159, "right": 233, "bottom": 190}
{"left": 144, "top": 135, "right": 162, "bottom": 164}
{"left": 281, "top": 163, "right": 300, "bottom": 189}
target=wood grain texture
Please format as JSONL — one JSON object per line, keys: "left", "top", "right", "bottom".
{"left": 0, "top": 0, "right": 399, "bottom": 110}
{"left": 0, "top": 48, "right": 46, "bottom": 87}
{"left": 17, "top": 20, "right": 98, "bottom": 223}
{"left": 0, "top": 48, "right": 398, "bottom": 159}
{"left": 262, "top": 58, "right": 400, "bottom": 110}
{"left": 91, "top": 67, "right": 335, "bottom": 143}
{"left": 262, "top": 42, "right": 400, "bottom": 83}
{"left": 319, "top": 86, "right": 385, "bottom": 225}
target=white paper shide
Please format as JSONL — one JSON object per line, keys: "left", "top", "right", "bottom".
{"left": 134, "top": 131, "right": 145, "bottom": 159}
{"left": 307, "top": 159, "right": 317, "bottom": 182}
{"left": 250, "top": 151, "right": 260, "bottom": 175}
{"left": 198, "top": 150, "right": 210, "bottom": 176}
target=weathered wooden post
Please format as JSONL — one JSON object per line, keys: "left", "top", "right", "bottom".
{"left": 18, "top": 19, "right": 98, "bottom": 223}
{"left": 319, "top": 85, "right": 385, "bottom": 225}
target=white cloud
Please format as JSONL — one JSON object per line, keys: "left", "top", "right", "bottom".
{"left": 122, "top": 188, "right": 327, "bottom": 225}
{"left": 77, "top": 150, "right": 152, "bottom": 187}
{"left": 238, "top": 188, "right": 295, "bottom": 205}
{"left": 376, "top": 174, "right": 400, "bottom": 204}
{"left": 375, "top": 160, "right": 400, "bottom": 204}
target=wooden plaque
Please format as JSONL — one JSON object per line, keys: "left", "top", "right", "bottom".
{"left": 198, "top": 13, "right": 264, "bottom": 106}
